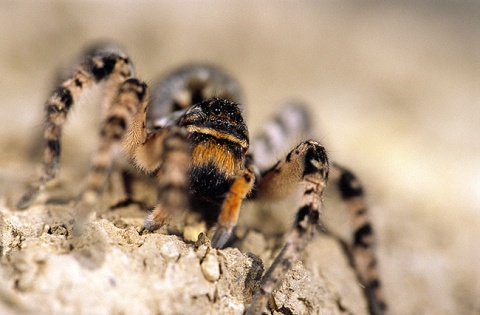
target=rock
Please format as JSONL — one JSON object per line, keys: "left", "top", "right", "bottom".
{"left": 0, "top": 183, "right": 364, "bottom": 314}
{"left": 201, "top": 252, "right": 220, "bottom": 282}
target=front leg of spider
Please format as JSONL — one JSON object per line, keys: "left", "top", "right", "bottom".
{"left": 17, "top": 51, "right": 133, "bottom": 210}
{"left": 211, "top": 168, "right": 255, "bottom": 248}
{"left": 143, "top": 126, "right": 191, "bottom": 230}
{"left": 114, "top": 80, "right": 191, "bottom": 232}
{"left": 81, "top": 79, "right": 148, "bottom": 203}
{"left": 73, "top": 78, "right": 148, "bottom": 234}
{"left": 247, "top": 140, "right": 329, "bottom": 315}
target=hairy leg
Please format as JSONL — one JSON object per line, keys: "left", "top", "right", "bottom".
{"left": 148, "top": 64, "right": 243, "bottom": 129}
{"left": 329, "top": 162, "right": 387, "bottom": 314}
{"left": 17, "top": 51, "right": 133, "bottom": 209}
{"left": 72, "top": 78, "right": 147, "bottom": 234}
{"left": 104, "top": 78, "right": 191, "bottom": 231}
{"left": 80, "top": 79, "right": 148, "bottom": 205}
{"left": 247, "top": 140, "right": 329, "bottom": 315}
{"left": 210, "top": 168, "right": 255, "bottom": 248}
{"left": 250, "top": 102, "right": 311, "bottom": 172}
{"left": 250, "top": 103, "right": 387, "bottom": 314}
{"left": 143, "top": 126, "right": 190, "bottom": 231}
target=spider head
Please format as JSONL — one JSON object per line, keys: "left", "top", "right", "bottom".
{"left": 179, "top": 98, "right": 249, "bottom": 152}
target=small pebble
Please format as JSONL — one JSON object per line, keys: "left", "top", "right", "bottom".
{"left": 201, "top": 252, "right": 220, "bottom": 282}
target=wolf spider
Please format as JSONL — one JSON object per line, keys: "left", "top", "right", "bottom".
{"left": 17, "top": 43, "right": 387, "bottom": 314}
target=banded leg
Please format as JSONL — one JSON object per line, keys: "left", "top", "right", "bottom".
{"left": 148, "top": 64, "right": 244, "bottom": 129}
{"left": 211, "top": 168, "right": 255, "bottom": 248}
{"left": 247, "top": 140, "right": 329, "bottom": 315}
{"left": 107, "top": 78, "right": 191, "bottom": 231}
{"left": 329, "top": 163, "right": 387, "bottom": 314}
{"left": 250, "top": 102, "right": 311, "bottom": 172}
{"left": 81, "top": 79, "right": 148, "bottom": 205}
{"left": 143, "top": 126, "right": 190, "bottom": 231}
{"left": 71, "top": 78, "right": 147, "bottom": 234}
{"left": 251, "top": 103, "right": 387, "bottom": 314}
{"left": 17, "top": 51, "right": 133, "bottom": 209}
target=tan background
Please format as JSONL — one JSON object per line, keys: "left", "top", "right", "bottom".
{"left": 0, "top": 1, "right": 479, "bottom": 314}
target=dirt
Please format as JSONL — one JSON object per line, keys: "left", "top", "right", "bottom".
{"left": 0, "top": 177, "right": 364, "bottom": 315}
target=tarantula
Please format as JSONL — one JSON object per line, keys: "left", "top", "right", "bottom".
{"left": 17, "top": 43, "right": 387, "bottom": 314}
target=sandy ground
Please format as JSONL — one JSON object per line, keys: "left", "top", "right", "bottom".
{"left": 0, "top": 1, "right": 479, "bottom": 314}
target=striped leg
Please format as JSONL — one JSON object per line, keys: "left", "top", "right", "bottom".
{"left": 250, "top": 101, "right": 311, "bottom": 172}
{"left": 85, "top": 77, "right": 191, "bottom": 231}
{"left": 148, "top": 64, "right": 244, "bottom": 129}
{"left": 329, "top": 163, "right": 387, "bottom": 314}
{"left": 17, "top": 51, "right": 133, "bottom": 210}
{"left": 72, "top": 78, "right": 146, "bottom": 235}
{"left": 250, "top": 103, "right": 387, "bottom": 314}
{"left": 65, "top": 71, "right": 192, "bottom": 232}
{"left": 80, "top": 79, "right": 147, "bottom": 205}
{"left": 143, "top": 126, "right": 190, "bottom": 231}
{"left": 247, "top": 140, "right": 329, "bottom": 315}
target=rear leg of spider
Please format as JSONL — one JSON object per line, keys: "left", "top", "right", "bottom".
{"left": 328, "top": 163, "right": 387, "bottom": 314}
{"left": 250, "top": 101, "right": 312, "bottom": 172}
{"left": 250, "top": 103, "right": 387, "bottom": 314}
{"left": 247, "top": 140, "right": 329, "bottom": 315}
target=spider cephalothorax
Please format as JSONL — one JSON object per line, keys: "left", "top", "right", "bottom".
{"left": 17, "top": 43, "right": 387, "bottom": 315}
{"left": 182, "top": 99, "right": 249, "bottom": 198}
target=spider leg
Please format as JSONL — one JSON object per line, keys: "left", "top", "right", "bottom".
{"left": 82, "top": 75, "right": 191, "bottom": 231}
{"left": 328, "top": 162, "right": 387, "bottom": 314}
{"left": 247, "top": 140, "right": 328, "bottom": 315}
{"left": 148, "top": 64, "right": 244, "bottom": 129}
{"left": 251, "top": 103, "right": 387, "bottom": 314}
{"left": 17, "top": 50, "right": 133, "bottom": 209}
{"left": 143, "top": 126, "right": 190, "bottom": 230}
{"left": 211, "top": 168, "right": 255, "bottom": 248}
{"left": 71, "top": 78, "right": 148, "bottom": 234}
{"left": 80, "top": 79, "right": 148, "bottom": 205}
{"left": 250, "top": 101, "right": 311, "bottom": 172}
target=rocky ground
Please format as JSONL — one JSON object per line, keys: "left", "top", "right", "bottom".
{"left": 1, "top": 2, "right": 480, "bottom": 315}
{"left": 0, "top": 170, "right": 366, "bottom": 315}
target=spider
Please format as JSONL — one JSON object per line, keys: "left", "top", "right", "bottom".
{"left": 17, "top": 43, "right": 387, "bottom": 315}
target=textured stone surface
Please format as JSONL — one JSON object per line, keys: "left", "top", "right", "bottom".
{"left": 0, "top": 195, "right": 359, "bottom": 315}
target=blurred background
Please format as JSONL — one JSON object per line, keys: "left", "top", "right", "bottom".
{"left": 0, "top": 1, "right": 479, "bottom": 314}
